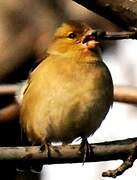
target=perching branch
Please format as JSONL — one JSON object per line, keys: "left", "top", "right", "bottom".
{"left": 0, "top": 137, "right": 137, "bottom": 178}
{"left": 0, "top": 85, "right": 137, "bottom": 177}
{"left": 73, "top": 0, "right": 137, "bottom": 30}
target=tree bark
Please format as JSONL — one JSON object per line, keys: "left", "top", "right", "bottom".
{"left": 73, "top": 0, "right": 137, "bottom": 30}
{"left": 0, "top": 137, "right": 136, "bottom": 164}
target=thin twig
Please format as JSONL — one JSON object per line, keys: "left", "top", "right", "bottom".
{"left": 0, "top": 84, "right": 18, "bottom": 95}
{"left": 102, "top": 153, "right": 136, "bottom": 178}
{"left": 114, "top": 86, "right": 137, "bottom": 105}
{"left": 97, "top": 31, "right": 137, "bottom": 40}
{"left": 0, "top": 103, "right": 19, "bottom": 123}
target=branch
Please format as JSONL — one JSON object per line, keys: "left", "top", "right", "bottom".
{"left": 102, "top": 151, "right": 137, "bottom": 178}
{"left": 0, "top": 84, "right": 137, "bottom": 177}
{"left": 0, "top": 103, "right": 19, "bottom": 123}
{"left": 0, "top": 84, "right": 18, "bottom": 95}
{"left": 73, "top": 0, "right": 137, "bottom": 30}
{"left": 114, "top": 86, "right": 137, "bottom": 105}
{"left": 0, "top": 138, "right": 137, "bottom": 177}
{"left": 97, "top": 31, "right": 137, "bottom": 40}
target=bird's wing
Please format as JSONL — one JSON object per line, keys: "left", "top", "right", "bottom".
{"left": 31, "top": 51, "right": 49, "bottom": 71}
{"left": 16, "top": 51, "right": 49, "bottom": 105}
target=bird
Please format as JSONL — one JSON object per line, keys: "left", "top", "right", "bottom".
{"left": 19, "top": 20, "right": 113, "bottom": 162}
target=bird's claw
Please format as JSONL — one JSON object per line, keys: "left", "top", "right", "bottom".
{"left": 79, "top": 138, "right": 91, "bottom": 164}
{"left": 16, "top": 154, "right": 42, "bottom": 173}
{"left": 40, "top": 141, "right": 51, "bottom": 158}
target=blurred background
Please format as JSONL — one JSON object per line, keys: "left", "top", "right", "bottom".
{"left": 0, "top": 0, "right": 137, "bottom": 179}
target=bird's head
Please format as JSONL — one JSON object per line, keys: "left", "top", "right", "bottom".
{"left": 47, "top": 20, "right": 101, "bottom": 60}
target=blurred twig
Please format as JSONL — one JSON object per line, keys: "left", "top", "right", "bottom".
{"left": 98, "top": 31, "right": 137, "bottom": 40}
{"left": 73, "top": 0, "right": 137, "bottom": 30}
{"left": 0, "top": 103, "right": 19, "bottom": 123}
{"left": 0, "top": 84, "right": 18, "bottom": 95}
{"left": 114, "top": 86, "right": 137, "bottom": 105}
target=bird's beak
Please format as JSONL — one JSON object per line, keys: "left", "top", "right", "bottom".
{"left": 82, "top": 31, "right": 100, "bottom": 49}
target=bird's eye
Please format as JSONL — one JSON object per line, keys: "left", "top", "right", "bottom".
{"left": 67, "top": 32, "right": 76, "bottom": 39}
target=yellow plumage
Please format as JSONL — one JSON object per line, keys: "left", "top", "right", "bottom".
{"left": 20, "top": 20, "right": 113, "bottom": 145}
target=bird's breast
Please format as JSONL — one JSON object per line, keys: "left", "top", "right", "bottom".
{"left": 21, "top": 59, "right": 113, "bottom": 144}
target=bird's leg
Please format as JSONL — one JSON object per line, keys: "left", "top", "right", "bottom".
{"left": 30, "top": 140, "right": 51, "bottom": 173}
{"left": 79, "top": 137, "right": 91, "bottom": 164}
{"left": 16, "top": 144, "right": 44, "bottom": 173}
{"left": 16, "top": 153, "right": 36, "bottom": 173}
{"left": 18, "top": 139, "right": 51, "bottom": 173}
{"left": 40, "top": 139, "right": 51, "bottom": 157}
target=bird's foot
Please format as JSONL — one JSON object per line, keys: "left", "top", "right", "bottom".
{"left": 40, "top": 140, "right": 51, "bottom": 158}
{"left": 29, "top": 140, "right": 51, "bottom": 173}
{"left": 79, "top": 137, "right": 91, "bottom": 164}
{"left": 16, "top": 141, "right": 51, "bottom": 173}
{"left": 16, "top": 154, "right": 32, "bottom": 173}
{"left": 16, "top": 153, "right": 42, "bottom": 174}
